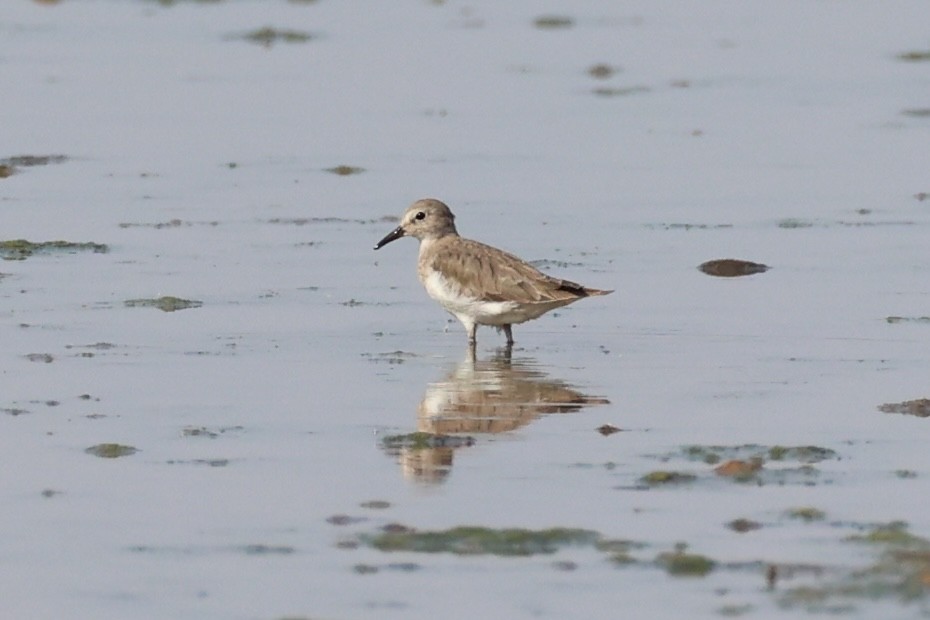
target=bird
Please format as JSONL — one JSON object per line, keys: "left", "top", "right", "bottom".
{"left": 374, "top": 198, "right": 612, "bottom": 345}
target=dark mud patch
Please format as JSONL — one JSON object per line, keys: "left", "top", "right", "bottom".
{"left": 596, "top": 423, "right": 622, "bottom": 436}
{"left": 360, "top": 500, "right": 391, "bottom": 510}
{"left": 0, "top": 239, "right": 108, "bottom": 261}
{"left": 124, "top": 296, "right": 203, "bottom": 312}
{"left": 902, "top": 108, "right": 930, "bottom": 118}
{"left": 0, "top": 154, "right": 69, "bottom": 177}
{"left": 24, "top": 353, "right": 54, "bottom": 363}
{"left": 327, "top": 514, "right": 368, "bottom": 526}
{"left": 266, "top": 216, "right": 395, "bottom": 226}
{"left": 362, "top": 350, "right": 419, "bottom": 364}
{"left": 341, "top": 298, "right": 392, "bottom": 308}
{"left": 587, "top": 63, "right": 620, "bottom": 79}
{"left": 119, "top": 219, "right": 219, "bottom": 229}
{"left": 898, "top": 49, "right": 930, "bottom": 62}
{"left": 533, "top": 15, "right": 574, "bottom": 29}
{"left": 777, "top": 218, "right": 815, "bottom": 229}
{"left": 592, "top": 85, "right": 651, "bottom": 97}
{"left": 352, "top": 562, "right": 421, "bottom": 575}
{"left": 644, "top": 222, "right": 733, "bottom": 230}
{"left": 878, "top": 399, "right": 930, "bottom": 418}
{"left": 229, "top": 27, "right": 314, "bottom": 46}
{"left": 324, "top": 165, "right": 365, "bottom": 176}
{"left": 530, "top": 259, "right": 585, "bottom": 270}
{"left": 363, "top": 526, "right": 599, "bottom": 556}
{"left": 181, "top": 425, "right": 244, "bottom": 439}
{"left": 85, "top": 443, "right": 138, "bottom": 458}
{"left": 727, "top": 518, "right": 763, "bottom": 533}
{"left": 698, "top": 259, "right": 769, "bottom": 278}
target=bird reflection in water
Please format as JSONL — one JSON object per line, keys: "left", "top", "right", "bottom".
{"left": 384, "top": 346, "right": 610, "bottom": 484}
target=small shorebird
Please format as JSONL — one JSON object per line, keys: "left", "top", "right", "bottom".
{"left": 374, "top": 198, "right": 612, "bottom": 345}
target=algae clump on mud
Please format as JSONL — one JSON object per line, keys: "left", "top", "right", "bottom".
{"left": 363, "top": 526, "right": 600, "bottom": 556}
{"left": 124, "top": 296, "right": 203, "bottom": 312}
{"left": 0, "top": 239, "right": 108, "bottom": 261}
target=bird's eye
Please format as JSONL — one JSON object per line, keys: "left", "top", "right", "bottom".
{"left": 415, "top": 211, "right": 426, "bottom": 220}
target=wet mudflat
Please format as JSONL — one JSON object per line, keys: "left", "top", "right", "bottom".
{"left": 3, "top": 1, "right": 930, "bottom": 619}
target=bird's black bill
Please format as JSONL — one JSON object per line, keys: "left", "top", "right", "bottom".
{"left": 374, "top": 226, "right": 405, "bottom": 250}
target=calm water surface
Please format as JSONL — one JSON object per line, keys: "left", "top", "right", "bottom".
{"left": 2, "top": 1, "right": 930, "bottom": 618}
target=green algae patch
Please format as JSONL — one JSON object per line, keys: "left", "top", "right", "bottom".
{"left": 651, "top": 444, "right": 837, "bottom": 487}
{"left": 785, "top": 507, "right": 826, "bottom": 522}
{"left": 679, "top": 444, "right": 837, "bottom": 465}
{"left": 363, "top": 526, "right": 600, "bottom": 556}
{"left": 777, "top": 218, "right": 815, "bottom": 229}
{"left": 597, "top": 538, "right": 647, "bottom": 565}
{"left": 779, "top": 522, "right": 930, "bottom": 612}
{"left": 380, "top": 432, "right": 474, "bottom": 450}
{"left": 656, "top": 546, "right": 716, "bottom": 577}
{"left": 124, "top": 296, "right": 203, "bottom": 312}
{"left": 847, "top": 521, "right": 928, "bottom": 547}
{"left": 886, "top": 316, "right": 930, "bottom": 324}
{"left": 640, "top": 470, "right": 697, "bottom": 486}
{"left": 85, "top": 443, "right": 138, "bottom": 458}
{"left": 233, "top": 27, "right": 314, "bottom": 46}
{"left": 0, "top": 239, "right": 108, "bottom": 261}
{"left": 325, "top": 165, "right": 365, "bottom": 176}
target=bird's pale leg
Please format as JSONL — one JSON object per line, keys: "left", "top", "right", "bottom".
{"left": 464, "top": 320, "right": 477, "bottom": 345}
{"left": 502, "top": 324, "right": 514, "bottom": 346}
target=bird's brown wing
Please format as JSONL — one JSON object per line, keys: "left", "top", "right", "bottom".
{"left": 427, "top": 237, "right": 593, "bottom": 304}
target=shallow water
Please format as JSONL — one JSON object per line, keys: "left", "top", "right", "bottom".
{"left": 3, "top": 1, "right": 930, "bottom": 618}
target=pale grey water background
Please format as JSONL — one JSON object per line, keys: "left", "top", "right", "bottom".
{"left": 2, "top": 1, "right": 930, "bottom": 618}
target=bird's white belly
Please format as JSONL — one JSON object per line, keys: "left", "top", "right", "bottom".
{"left": 422, "top": 270, "right": 531, "bottom": 325}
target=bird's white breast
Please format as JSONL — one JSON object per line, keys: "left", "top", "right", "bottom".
{"left": 421, "top": 269, "right": 525, "bottom": 326}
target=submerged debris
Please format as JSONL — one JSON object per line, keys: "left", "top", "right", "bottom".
{"left": 698, "top": 259, "right": 770, "bottom": 278}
